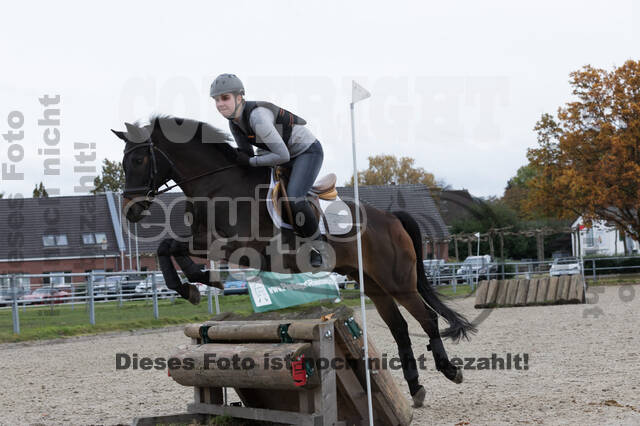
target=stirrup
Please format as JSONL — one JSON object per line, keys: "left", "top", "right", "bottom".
{"left": 310, "top": 247, "right": 323, "bottom": 267}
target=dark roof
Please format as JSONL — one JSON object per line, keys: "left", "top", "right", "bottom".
{"left": 0, "top": 194, "right": 121, "bottom": 261}
{"left": 336, "top": 184, "right": 449, "bottom": 241}
{"left": 0, "top": 185, "right": 450, "bottom": 263}
{"left": 436, "top": 189, "right": 478, "bottom": 226}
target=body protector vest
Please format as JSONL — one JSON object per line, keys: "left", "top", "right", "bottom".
{"left": 229, "top": 101, "right": 307, "bottom": 152}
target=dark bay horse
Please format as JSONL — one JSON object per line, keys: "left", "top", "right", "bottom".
{"left": 112, "top": 116, "right": 476, "bottom": 407}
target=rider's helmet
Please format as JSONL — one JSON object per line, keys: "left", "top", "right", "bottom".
{"left": 210, "top": 74, "right": 245, "bottom": 97}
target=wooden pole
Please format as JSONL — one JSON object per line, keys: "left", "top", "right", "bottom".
{"left": 454, "top": 237, "right": 459, "bottom": 261}
{"left": 488, "top": 231, "right": 495, "bottom": 259}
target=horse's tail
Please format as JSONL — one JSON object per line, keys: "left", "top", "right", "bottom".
{"left": 392, "top": 210, "right": 477, "bottom": 342}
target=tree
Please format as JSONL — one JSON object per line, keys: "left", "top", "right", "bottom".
{"left": 346, "top": 154, "right": 444, "bottom": 188}
{"left": 92, "top": 159, "right": 125, "bottom": 194}
{"left": 525, "top": 60, "right": 640, "bottom": 240}
{"left": 502, "top": 164, "right": 538, "bottom": 218}
{"left": 33, "top": 182, "right": 49, "bottom": 198}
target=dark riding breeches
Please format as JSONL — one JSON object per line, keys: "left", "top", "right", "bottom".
{"left": 281, "top": 140, "right": 324, "bottom": 238}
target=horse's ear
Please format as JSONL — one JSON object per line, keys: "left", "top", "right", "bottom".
{"left": 111, "top": 129, "right": 126, "bottom": 141}
{"left": 125, "top": 122, "right": 150, "bottom": 143}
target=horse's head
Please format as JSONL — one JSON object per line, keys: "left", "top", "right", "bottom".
{"left": 111, "top": 121, "right": 174, "bottom": 222}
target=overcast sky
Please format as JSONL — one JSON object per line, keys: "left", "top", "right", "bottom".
{"left": 1, "top": 0, "right": 638, "bottom": 199}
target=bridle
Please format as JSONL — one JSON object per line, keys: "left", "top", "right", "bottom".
{"left": 122, "top": 138, "right": 237, "bottom": 200}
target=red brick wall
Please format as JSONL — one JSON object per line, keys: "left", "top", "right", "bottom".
{"left": 423, "top": 242, "right": 449, "bottom": 261}
{"left": 0, "top": 255, "right": 158, "bottom": 285}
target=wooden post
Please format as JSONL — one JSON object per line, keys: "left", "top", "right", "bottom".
{"left": 546, "top": 276, "right": 560, "bottom": 303}
{"left": 486, "top": 279, "right": 499, "bottom": 306}
{"left": 474, "top": 280, "right": 489, "bottom": 308}
{"left": 505, "top": 279, "right": 519, "bottom": 306}
{"left": 525, "top": 279, "right": 539, "bottom": 305}
{"left": 536, "top": 277, "right": 549, "bottom": 304}
{"left": 496, "top": 280, "right": 509, "bottom": 305}
{"left": 454, "top": 237, "right": 459, "bottom": 261}
{"left": 514, "top": 279, "right": 529, "bottom": 306}
{"left": 536, "top": 230, "right": 544, "bottom": 262}
{"left": 488, "top": 231, "right": 495, "bottom": 259}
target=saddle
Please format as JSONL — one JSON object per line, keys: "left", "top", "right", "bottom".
{"left": 271, "top": 167, "right": 338, "bottom": 227}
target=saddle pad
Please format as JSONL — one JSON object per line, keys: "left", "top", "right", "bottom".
{"left": 266, "top": 170, "right": 353, "bottom": 235}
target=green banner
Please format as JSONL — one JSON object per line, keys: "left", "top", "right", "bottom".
{"left": 248, "top": 272, "right": 340, "bottom": 313}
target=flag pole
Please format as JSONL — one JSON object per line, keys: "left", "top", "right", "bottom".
{"left": 350, "top": 80, "right": 374, "bottom": 426}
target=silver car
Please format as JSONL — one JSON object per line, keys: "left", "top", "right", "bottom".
{"left": 549, "top": 257, "right": 581, "bottom": 276}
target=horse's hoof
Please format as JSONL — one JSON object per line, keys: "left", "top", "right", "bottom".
{"left": 411, "top": 386, "right": 426, "bottom": 408}
{"left": 210, "top": 280, "right": 224, "bottom": 290}
{"left": 452, "top": 366, "right": 463, "bottom": 384}
{"left": 187, "top": 284, "right": 201, "bottom": 305}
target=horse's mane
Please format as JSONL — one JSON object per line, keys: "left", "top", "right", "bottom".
{"left": 147, "top": 114, "right": 238, "bottom": 162}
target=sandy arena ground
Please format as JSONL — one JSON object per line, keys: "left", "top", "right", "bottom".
{"left": 1, "top": 284, "right": 639, "bottom": 425}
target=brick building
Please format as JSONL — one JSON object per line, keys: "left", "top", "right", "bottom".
{"left": 1, "top": 185, "right": 449, "bottom": 288}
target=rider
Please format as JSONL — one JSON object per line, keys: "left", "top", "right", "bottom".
{"left": 210, "top": 73, "right": 325, "bottom": 268}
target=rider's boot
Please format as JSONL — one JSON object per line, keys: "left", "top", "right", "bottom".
{"left": 291, "top": 199, "right": 324, "bottom": 268}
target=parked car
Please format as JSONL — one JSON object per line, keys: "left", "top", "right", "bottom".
{"left": 93, "top": 276, "right": 123, "bottom": 299}
{"left": 456, "top": 255, "right": 497, "bottom": 282}
{"left": 549, "top": 257, "right": 581, "bottom": 276}
{"left": 22, "top": 287, "right": 71, "bottom": 304}
{"left": 423, "top": 259, "right": 452, "bottom": 280}
{"left": 223, "top": 279, "right": 248, "bottom": 295}
{"left": 0, "top": 288, "right": 28, "bottom": 306}
{"left": 134, "top": 274, "right": 174, "bottom": 296}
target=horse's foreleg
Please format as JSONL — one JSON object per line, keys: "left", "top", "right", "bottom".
{"left": 157, "top": 238, "right": 201, "bottom": 305}
{"left": 167, "top": 240, "right": 223, "bottom": 289}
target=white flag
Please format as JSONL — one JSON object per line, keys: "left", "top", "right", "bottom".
{"left": 352, "top": 80, "right": 371, "bottom": 104}
{"left": 475, "top": 232, "right": 481, "bottom": 238}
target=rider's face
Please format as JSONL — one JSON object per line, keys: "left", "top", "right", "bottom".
{"left": 214, "top": 93, "right": 242, "bottom": 119}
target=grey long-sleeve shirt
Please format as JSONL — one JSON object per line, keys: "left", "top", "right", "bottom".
{"left": 230, "top": 106, "right": 317, "bottom": 167}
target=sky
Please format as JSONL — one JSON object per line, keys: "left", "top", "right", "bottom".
{"left": 1, "top": 0, "right": 639, "bottom": 199}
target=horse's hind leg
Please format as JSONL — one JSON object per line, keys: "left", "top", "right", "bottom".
{"left": 157, "top": 238, "right": 201, "bottom": 305}
{"left": 393, "top": 291, "right": 463, "bottom": 384}
{"left": 364, "top": 281, "right": 426, "bottom": 408}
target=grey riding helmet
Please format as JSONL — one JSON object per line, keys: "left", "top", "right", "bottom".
{"left": 210, "top": 74, "right": 245, "bottom": 97}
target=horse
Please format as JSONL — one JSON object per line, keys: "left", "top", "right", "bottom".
{"left": 111, "top": 115, "right": 476, "bottom": 407}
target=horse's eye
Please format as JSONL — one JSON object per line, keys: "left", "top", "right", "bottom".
{"left": 134, "top": 158, "right": 143, "bottom": 165}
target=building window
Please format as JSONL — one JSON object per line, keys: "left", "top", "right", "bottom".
{"left": 94, "top": 233, "right": 107, "bottom": 245}
{"left": 82, "top": 233, "right": 95, "bottom": 244}
{"left": 44, "top": 235, "right": 68, "bottom": 246}
{"left": 585, "top": 229, "right": 595, "bottom": 247}
{"left": 43, "top": 271, "right": 71, "bottom": 285}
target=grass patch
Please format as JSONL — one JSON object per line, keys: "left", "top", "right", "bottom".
{"left": 436, "top": 283, "right": 474, "bottom": 298}
{"left": 0, "top": 290, "right": 368, "bottom": 343}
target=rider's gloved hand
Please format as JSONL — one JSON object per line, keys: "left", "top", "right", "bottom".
{"left": 235, "top": 150, "right": 251, "bottom": 167}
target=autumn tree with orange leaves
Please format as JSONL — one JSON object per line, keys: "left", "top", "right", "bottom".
{"left": 346, "top": 154, "right": 444, "bottom": 188}
{"left": 525, "top": 60, "right": 640, "bottom": 240}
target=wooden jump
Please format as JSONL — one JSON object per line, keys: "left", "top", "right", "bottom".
{"left": 132, "top": 315, "right": 412, "bottom": 426}
{"left": 474, "top": 274, "right": 586, "bottom": 308}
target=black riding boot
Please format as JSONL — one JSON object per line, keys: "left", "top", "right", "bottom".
{"left": 290, "top": 200, "right": 324, "bottom": 268}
